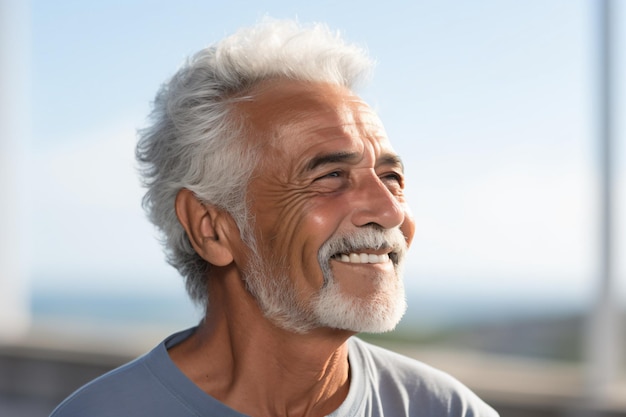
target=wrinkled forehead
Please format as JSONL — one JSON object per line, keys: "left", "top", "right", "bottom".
{"left": 233, "top": 79, "right": 388, "bottom": 148}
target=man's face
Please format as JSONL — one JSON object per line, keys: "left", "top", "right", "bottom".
{"left": 237, "top": 80, "right": 415, "bottom": 334}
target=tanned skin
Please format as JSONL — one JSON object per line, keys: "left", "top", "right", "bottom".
{"left": 169, "top": 80, "right": 415, "bottom": 417}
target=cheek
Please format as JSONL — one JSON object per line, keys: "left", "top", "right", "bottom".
{"left": 253, "top": 187, "right": 317, "bottom": 256}
{"left": 282, "top": 199, "right": 347, "bottom": 280}
{"left": 308, "top": 208, "right": 337, "bottom": 231}
{"left": 305, "top": 196, "right": 352, "bottom": 242}
{"left": 250, "top": 177, "right": 351, "bottom": 273}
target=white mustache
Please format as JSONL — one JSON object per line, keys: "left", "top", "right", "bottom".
{"left": 318, "top": 227, "right": 407, "bottom": 267}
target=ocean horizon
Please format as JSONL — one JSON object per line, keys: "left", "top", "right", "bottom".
{"left": 28, "top": 282, "right": 614, "bottom": 362}
{"left": 30, "top": 284, "right": 591, "bottom": 332}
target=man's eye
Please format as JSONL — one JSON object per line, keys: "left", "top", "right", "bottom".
{"left": 316, "top": 171, "right": 343, "bottom": 180}
{"left": 381, "top": 172, "right": 404, "bottom": 189}
{"left": 382, "top": 172, "right": 402, "bottom": 183}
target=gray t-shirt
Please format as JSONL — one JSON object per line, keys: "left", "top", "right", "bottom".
{"left": 50, "top": 328, "right": 499, "bottom": 416}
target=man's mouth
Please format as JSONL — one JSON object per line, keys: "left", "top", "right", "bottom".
{"left": 331, "top": 251, "right": 396, "bottom": 264}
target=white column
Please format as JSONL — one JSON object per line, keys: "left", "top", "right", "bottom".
{"left": 0, "top": 0, "right": 31, "bottom": 340}
{"left": 586, "top": 0, "right": 622, "bottom": 406}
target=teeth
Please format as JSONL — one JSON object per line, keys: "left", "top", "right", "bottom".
{"left": 337, "top": 253, "right": 390, "bottom": 264}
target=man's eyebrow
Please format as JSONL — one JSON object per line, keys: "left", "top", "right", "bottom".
{"left": 378, "top": 153, "right": 405, "bottom": 171}
{"left": 305, "top": 152, "right": 360, "bottom": 172}
{"left": 304, "top": 151, "right": 405, "bottom": 173}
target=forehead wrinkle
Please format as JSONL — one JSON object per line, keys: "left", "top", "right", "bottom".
{"left": 290, "top": 110, "right": 391, "bottom": 172}
{"left": 237, "top": 79, "right": 374, "bottom": 139}
{"left": 236, "top": 80, "right": 394, "bottom": 177}
{"left": 236, "top": 81, "right": 346, "bottom": 135}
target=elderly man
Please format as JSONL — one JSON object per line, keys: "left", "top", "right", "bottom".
{"left": 51, "top": 20, "right": 498, "bottom": 417}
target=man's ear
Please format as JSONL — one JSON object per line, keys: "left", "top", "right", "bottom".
{"left": 175, "top": 188, "right": 234, "bottom": 267}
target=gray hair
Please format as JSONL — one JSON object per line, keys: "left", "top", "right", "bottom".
{"left": 136, "top": 18, "right": 374, "bottom": 307}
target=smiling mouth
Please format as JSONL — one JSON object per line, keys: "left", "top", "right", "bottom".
{"left": 331, "top": 251, "right": 397, "bottom": 264}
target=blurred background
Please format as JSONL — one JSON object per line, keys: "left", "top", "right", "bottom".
{"left": 1, "top": 0, "right": 625, "bottom": 416}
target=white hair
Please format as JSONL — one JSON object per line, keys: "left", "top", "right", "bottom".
{"left": 136, "top": 19, "right": 374, "bottom": 307}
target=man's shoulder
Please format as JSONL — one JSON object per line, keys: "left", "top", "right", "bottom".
{"left": 49, "top": 353, "right": 167, "bottom": 417}
{"left": 49, "top": 328, "right": 201, "bottom": 417}
{"left": 348, "top": 337, "right": 499, "bottom": 416}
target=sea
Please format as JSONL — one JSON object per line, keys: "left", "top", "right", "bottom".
{"left": 30, "top": 283, "right": 591, "bottom": 333}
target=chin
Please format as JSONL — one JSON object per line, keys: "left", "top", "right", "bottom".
{"left": 311, "top": 276, "right": 408, "bottom": 333}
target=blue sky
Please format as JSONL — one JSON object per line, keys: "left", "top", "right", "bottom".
{"left": 16, "top": 1, "right": 626, "bottom": 315}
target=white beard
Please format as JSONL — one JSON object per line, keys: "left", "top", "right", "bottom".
{"left": 309, "top": 270, "right": 407, "bottom": 333}
{"left": 242, "top": 227, "right": 408, "bottom": 334}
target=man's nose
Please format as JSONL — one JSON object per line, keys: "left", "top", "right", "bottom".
{"left": 350, "top": 172, "right": 405, "bottom": 230}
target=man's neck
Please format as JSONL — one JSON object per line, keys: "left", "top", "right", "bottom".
{"left": 168, "top": 278, "right": 353, "bottom": 417}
